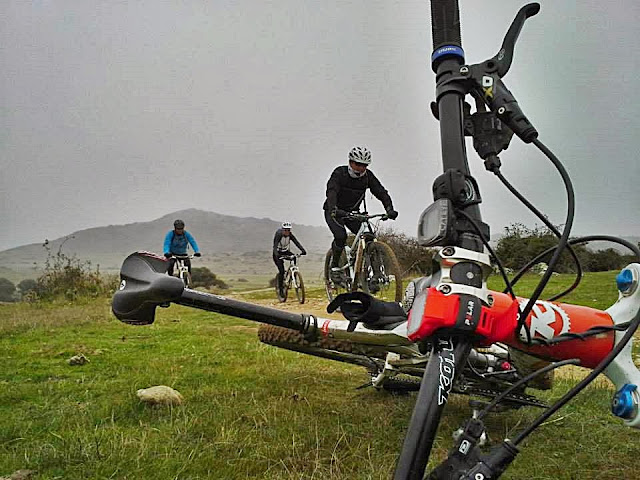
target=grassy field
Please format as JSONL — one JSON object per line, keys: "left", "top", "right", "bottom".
{"left": 0, "top": 272, "right": 639, "bottom": 479}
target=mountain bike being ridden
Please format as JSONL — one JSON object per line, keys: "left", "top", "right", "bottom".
{"left": 163, "top": 219, "right": 201, "bottom": 285}
{"left": 323, "top": 147, "right": 399, "bottom": 287}
{"left": 166, "top": 253, "right": 197, "bottom": 287}
{"left": 324, "top": 211, "right": 403, "bottom": 303}
{"left": 273, "top": 222, "right": 306, "bottom": 299}
{"left": 275, "top": 254, "right": 306, "bottom": 304}
{"left": 114, "top": 3, "right": 640, "bottom": 478}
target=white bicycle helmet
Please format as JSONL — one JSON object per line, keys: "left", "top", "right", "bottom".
{"left": 348, "top": 146, "right": 372, "bottom": 165}
{"left": 282, "top": 221, "right": 292, "bottom": 229}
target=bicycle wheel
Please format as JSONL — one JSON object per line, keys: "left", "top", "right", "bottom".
{"left": 293, "top": 270, "right": 305, "bottom": 304}
{"left": 275, "top": 274, "right": 287, "bottom": 302}
{"left": 360, "top": 241, "right": 403, "bottom": 302}
{"left": 257, "top": 325, "right": 545, "bottom": 406}
{"left": 323, "top": 249, "right": 351, "bottom": 302}
{"left": 182, "top": 271, "right": 192, "bottom": 288}
{"left": 258, "top": 324, "right": 386, "bottom": 369}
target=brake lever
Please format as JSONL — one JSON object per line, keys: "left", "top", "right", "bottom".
{"left": 456, "top": 3, "right": 540, "bottom": 144}
{"left": 492, "top": 3, "right": 540, "bottom": 78}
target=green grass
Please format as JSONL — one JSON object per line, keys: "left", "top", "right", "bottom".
{"left": 0, "top": 272, "right": 639, "bottom": 479}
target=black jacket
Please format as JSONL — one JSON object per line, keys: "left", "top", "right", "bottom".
{"left": 273, "top": 229, "right": 306, "bottom": 256}
{"left": 323, "top": 166, "right": 393, "bottom": 213}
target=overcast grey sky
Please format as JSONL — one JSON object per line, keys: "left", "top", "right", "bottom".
{"left": 2, "top": 1, "right": 639, "bottom": 251}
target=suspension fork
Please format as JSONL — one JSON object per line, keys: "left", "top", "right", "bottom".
{"left": 394, "top": 338, "right": 473, "bottom": 479}
{"left": 393, "top": 2, "right": 487, "bottom": 477}
{"left": 353, "top": 237, "right": 367, "bottom": 283}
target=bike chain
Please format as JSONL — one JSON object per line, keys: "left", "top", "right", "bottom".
{"left": 459, "top": 385, "right": 547, "bottom": 408}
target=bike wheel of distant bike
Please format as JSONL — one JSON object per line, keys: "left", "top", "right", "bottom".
{"left": 275, "top": 275, "right": 288, "bottom": 303}
{"left": 293, "top": 270, "right": 305, "bottom": 304}
{"left": 359, "top": 241, "right": 403, "bottom": 302}
{"left": 324, "top": 249, "right": 351, "bottom": 303}
{"left": 181, "top": 271, "right": 192, "bottom": 288}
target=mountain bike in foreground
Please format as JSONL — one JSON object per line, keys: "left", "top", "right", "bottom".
{"left": 113, "top": 3, "right": 640, "bottom": 478}
{"left": 275, "top": 253, "right": 305, "bottom": 304}
{"left": 324, "top": 212, "right": 403, "bottom": 303}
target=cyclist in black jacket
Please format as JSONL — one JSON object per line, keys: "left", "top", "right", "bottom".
{"left": 273, "top": 222, "right": 307, "bottom": 295}
{"left": 323, "top": 147, "right": 398, "bottom": 281}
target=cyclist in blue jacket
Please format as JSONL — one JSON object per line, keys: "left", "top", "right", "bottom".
{"left": 163, "top": 219, "right": 201, "bottom": 276}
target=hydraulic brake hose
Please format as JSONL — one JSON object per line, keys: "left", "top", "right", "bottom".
{"left": 516, "top": 139, "right": 575, "bottom": 336}
{"left": 493, "top": 169, "right": 583, "bottom": 301}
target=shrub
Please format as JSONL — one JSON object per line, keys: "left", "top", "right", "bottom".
{"left": 30, "top": 238, "right": 117, "bottom": 301}
{"left": 16, "top": 279, "right": 37, "bottom": 298}
{"left": 494, "top": 223, "right": 632, "bottom": 273}
{"left": 377, "top": 227, "right": 435, "bottom": 276}
{"left": 191, "top": 267, "right": 229, "bottom": 290}
{"left": 0, "top": 277, "right": 16, "bottom": 302}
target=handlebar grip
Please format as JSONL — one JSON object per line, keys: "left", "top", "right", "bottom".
{"left": 430, "top": 0, "right": 462, "bottom": 50}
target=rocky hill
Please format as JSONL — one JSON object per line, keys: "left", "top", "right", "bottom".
{"left": 0, "top": 209, "right": 332, "bottom": 278}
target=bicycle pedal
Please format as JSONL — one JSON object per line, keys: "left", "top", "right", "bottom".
{"left": 356, "top": 381, "right": 373, "bottom": 390}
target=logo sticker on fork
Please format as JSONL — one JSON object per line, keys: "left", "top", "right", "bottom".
{"left": 438, "top": 338, "right": 456, "bottom": 405}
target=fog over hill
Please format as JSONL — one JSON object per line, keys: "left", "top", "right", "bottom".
{"left": 0, "top": 209, "right": 332, "bottom": 275}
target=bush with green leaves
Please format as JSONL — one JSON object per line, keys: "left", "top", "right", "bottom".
{"left": 495, "top": 223, "right": 634, "bottom": 273}
{"left": 17, "top": 278, "right": 37, "bottom": 295}
{"left": 191, "top": 266, "right": 229, "bottom": 290}
{"left": 377, "top": 227, "right": 435, "bottom": 276}
{"left": 29, "top": 238, "right": 117, "bottom": 301}
{"left": 0, "top": 277, "right": 16, "bottom": 302}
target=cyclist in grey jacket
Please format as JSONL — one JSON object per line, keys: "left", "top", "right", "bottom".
{"left": 273, "top": 222, "right": 306, "bottom": 294}
{"left": 323, "top": 147, "right": 398, "bottom": 277}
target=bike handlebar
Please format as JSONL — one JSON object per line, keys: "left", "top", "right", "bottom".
{"left": 280, "top": 254, "right": 302, "bottom": 261}
{"left": 430, "top": 0, "right": 461, "bottom": 51}
{"left": 345, "top": 212, "right": 389, "bottom": 222}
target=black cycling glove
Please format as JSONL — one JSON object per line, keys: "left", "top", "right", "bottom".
{"left": 332, "top": 208, "right": 348, "bottom": 219}
{"left": 386, "top": 207, "right": 398, "bottom": 220}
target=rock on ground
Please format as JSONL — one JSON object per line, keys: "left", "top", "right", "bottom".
{"left": 136, "top": 385, "right": 184, "bottom": 406}
{"left": 0, "top": 469, "right": 36, "bottom": 480}
{"left": 68, "top": 354, "right": 89, "bottom": 366}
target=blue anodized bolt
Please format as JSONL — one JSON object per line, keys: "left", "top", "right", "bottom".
{"left": 616, "top": 268, "right": 635, "bottom": 294}
{"left": 611, "top": 384, "right": 638, "bottom": 419}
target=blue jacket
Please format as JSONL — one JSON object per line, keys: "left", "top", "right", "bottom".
{"left": 163, "top": 230, "right": 200, "bottom": 255}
